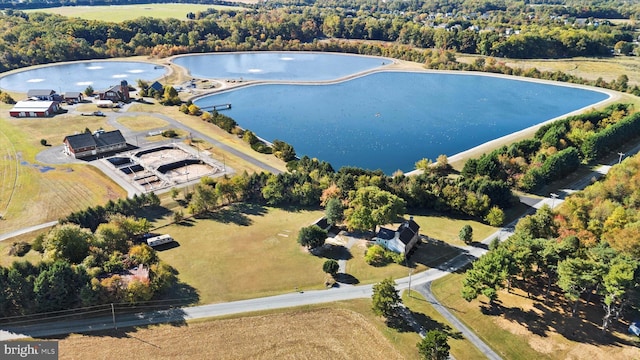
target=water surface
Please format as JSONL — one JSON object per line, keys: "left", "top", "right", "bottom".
{"left": 195, "top": 72, "right": 609, "bottom": 174}
{"left": 0, "top": 61, "right": 167, "bottom": 93}
{"left": 172, "top": 52, "right": 390, "bottom": 81}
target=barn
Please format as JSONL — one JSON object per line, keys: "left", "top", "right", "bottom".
{"left": 9, "top": 101, "right": 60, "bottom": 118}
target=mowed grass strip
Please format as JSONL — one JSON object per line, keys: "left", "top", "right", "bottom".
{"left": 52, "top": 300, "right": 419, "bottom": 360}
{"left": 431, "top": 273, "right": 640, "bottom": 360}
{"left": 0, "top": 125, "right": 18, "bottom": 216}
{"left": 24, "top": 4, "right": 246, "bottom": 22}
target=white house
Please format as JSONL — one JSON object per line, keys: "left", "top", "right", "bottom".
{"left": 373, "top": 217, "right": 421, "bottom": 256}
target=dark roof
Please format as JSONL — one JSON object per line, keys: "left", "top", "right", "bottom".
{"left": 397, "top": 219, "right": 419, "bottom": 245}
{"left": 314, "top": 217, "right": 329, "bottom": 230}
{"left": 376, "top": 227, "right": 396, "bottom": 240}
{"left": 64, "top": 132, "right": 96, "bottom": 149}
{"left": 64, "top": 130, "right": 126, "bottom": 150}
{"left": 27, "top": 89, "right": 56, "bottom": 97}
{"left": 150, "top": 81, "right": 163, "bottom": 91}
{"left": 94, "top": 130, "right": 126, "bottom": 148}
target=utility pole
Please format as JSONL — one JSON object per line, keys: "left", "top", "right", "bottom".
{"left": 111, "top": 303, "right": 117, "bottom": 330}
{"left": 550, "top": 193, "right": 559, "bottom": 208}
{"left": 618, "top": 152, "right": 625, "bottom": 164}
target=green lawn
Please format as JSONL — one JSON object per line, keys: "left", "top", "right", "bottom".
{"left": 25, "top": 4, "right": 246, "bottom": 22}
{"left": 155, "top": 205, "right": 328, "bottom": 304}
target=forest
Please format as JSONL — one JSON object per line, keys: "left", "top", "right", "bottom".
{"left": 462, "top": 150, "right": 640, "bottom": 333}
{"left": 0, "top": 0, "right": 638, "bottom": 73}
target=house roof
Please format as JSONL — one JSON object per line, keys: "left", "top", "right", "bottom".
{"left": 64, "top": 132, "right": 96, "bottom": 149}
{"left": 10, "top": 100, "right": 56, "bottom": 112}
{"left": 375, "top": 227, "right": 396, "bottom": 240}
{"left": 94, "top": 130, "right": 126, "bottom": 148}
{"left": 64, "top": 91, "right": 83, "bottom": 98}
{"left": 398, "top": 219, "right": 419, "bottom": 245}
{"left": 150, "top": 81, "right": 163, "bottom": 91}
{"left": 27, "top": 89, "right": 56, "bottom": 97}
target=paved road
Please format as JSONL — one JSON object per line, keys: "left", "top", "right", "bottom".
{"left": 414, "top": 282, "right": 503, "bottom": 360}
{"left": 0, "top": 221, "right": 58, "bottom": 242}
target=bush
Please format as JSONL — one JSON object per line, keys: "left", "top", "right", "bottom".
{"left": 459, "top": 224, "right": 473, "bottom": 244}
{"left": 322, "top": 259, "right": 339, "bottom": 275}
{"left": 0, "top": 92, "right": 15, "bottom": 104}
{"left": 40, "top": 139, "right": 47, "bottom": 146}
{"left": 364, "top": 244, "right": 404, "bottom": 266}
{"left": 485, "top": 206, "right": 505, "bottom": 226}
{"left": 8, "top": 241, "right": 31, "bottom": 256}
{"left": 162, "top": 129, "right": 178, "bottom": 138}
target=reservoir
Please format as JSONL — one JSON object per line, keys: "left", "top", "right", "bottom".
{"left": 172, "top": 52, "right": 390, "bottom": 81}
{"left": 0, "top": 61, "right": 167, "bottom": 93}
{"left": 195, "top": 71, "right": 609, "bottom": 174}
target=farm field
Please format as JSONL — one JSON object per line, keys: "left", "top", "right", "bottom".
{"left": 431, "top": 273, "right": 640, "bottom": 360}
{"left": 48, "top": 293, "right": 492, "bottom": 360}
{"left": 24, "top": 4, "right": 248, "bottom": 22}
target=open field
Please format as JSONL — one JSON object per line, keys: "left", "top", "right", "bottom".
{"left": 24, "top": 4, "right": 247, "bottom": 22}
{"left": 116, "top": 115, "right": 169, "bottom": 132}
{"left": 46, "top": 294, "right": 490, "bottom": 360}
{"left": 154, "top": 206, "right": 328, "bottom": 303}
{"left": 431, "top": 273, "right": 640, "bottom": 360}
{"left": 136, "top": 202, "right": 492, "bottom": 304}
{"left": 455, "top": 54, "right": 640, "bottom": 87}
{"left": 49, "top": 299, "right": 426, "bottom": 360}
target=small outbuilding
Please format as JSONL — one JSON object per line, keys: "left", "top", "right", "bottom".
{"left": 63, "top": 91, "right": 84, "bottom": 104}
{"left": 63, "top": 129, "right": 127, "bottom": 158}
{"left": 9, "top": 100, "right": 60, "bottom": 118}
{"left": 373, "top": 217, "right": 421, "bottom": 256}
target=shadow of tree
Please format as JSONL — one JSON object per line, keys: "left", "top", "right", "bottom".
{"left": 411, "top": 236, "right": 467, "bottom": 270}
{"left": 410, "top": 310, "right": 464, "bottom": 340}
{"left": 334, "top": 273, "right": 359, "bottom": 285}
{"left": 315, "top": 244, "right": 353, "bottom": 261}
{"left": 204, "top": 208, "right": 251, "bottom": 226}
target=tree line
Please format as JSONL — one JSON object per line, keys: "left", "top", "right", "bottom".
{"left": 462, "top": 103, "right": 638, "bottom": 192}
{"left": 462, "top": 151, "right": 640, "bottom": 333}
{"left": 0, "top": 1, "right": 637, "bottom": 73}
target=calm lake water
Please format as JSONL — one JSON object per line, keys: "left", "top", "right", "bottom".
{"left": 172, "top": 52, "right": 390, "bottom": 81}
{"left": 195, "top": 71, "right": 609, "bottom": 174}
{"left": 0, "top": 61, "right": 167, "bottom": 93}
